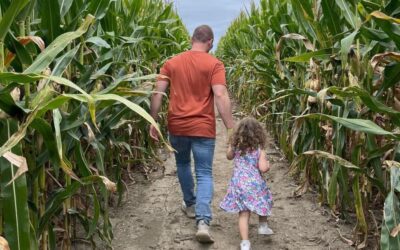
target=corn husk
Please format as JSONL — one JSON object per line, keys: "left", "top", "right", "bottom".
{"left": 308, "top": 96, "right": 317, "bottom": 104}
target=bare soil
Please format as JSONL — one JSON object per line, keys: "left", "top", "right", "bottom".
{"left": 109, "top": 119, "right": 355, "bottom": 250}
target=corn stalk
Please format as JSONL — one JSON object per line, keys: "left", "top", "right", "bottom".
{"left": 217, "top": 0, "right": 400, "bottom": 248}
{"left": 0, "top": 0, "right": 189, "bottom": 249}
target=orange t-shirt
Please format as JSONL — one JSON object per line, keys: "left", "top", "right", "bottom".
{"left": 159, "top": 50, "right": 226, "bottom": 138}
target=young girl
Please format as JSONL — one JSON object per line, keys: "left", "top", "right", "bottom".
{"left": 220, "top": 117, "right": 273, "bottom": 250}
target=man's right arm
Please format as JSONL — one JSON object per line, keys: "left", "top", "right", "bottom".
{"left": 149, "top": 80, "right": 169, "bottom": 141}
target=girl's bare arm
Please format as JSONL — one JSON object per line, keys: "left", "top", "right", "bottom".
{"left": 258, "top": 150, "right": 271, "bottom": 173}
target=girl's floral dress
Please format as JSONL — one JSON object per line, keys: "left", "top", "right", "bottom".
{"left": 220, "top": 148, "right": 273, "bottom": 216}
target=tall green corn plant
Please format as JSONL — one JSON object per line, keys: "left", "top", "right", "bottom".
{"left": 218, "top": 0, "right": 400, "bottom": 248}
{"left": 0, "top": 1, "right": 33, "bottom": 249}
{"left": 381, "top": 161, "right": 400, "bottom": 249}
{"left": 1, "top": 0, "right": 189, "bottom": 249}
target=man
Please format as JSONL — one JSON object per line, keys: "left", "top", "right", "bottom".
{"left": 149, "top": 25, "right": 234, "bottom": 243}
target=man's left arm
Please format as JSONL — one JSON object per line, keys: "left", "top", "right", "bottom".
{"left": 212, "top": 84, "right": 234, "bottom": 130}
{"left": 211, "top": 62, "right": 234, "bottom": 132}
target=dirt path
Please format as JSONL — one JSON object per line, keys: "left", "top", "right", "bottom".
{"left": 110, "top": 118, "right": 354, "bottom": 250}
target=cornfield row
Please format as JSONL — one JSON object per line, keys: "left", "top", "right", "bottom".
{"left": 0, "top": 0, "right": 189, "bottom": 249}
{"left": 217, "top": 0, "right": 400, "bottom": 249}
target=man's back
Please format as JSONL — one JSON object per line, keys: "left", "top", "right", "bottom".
{"left": 160, "top": 50, "right": 226, "bottom": 138}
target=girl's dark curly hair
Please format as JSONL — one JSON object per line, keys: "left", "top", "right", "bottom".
{"left": 230, "top": 117, "right": 266, "bottom": 154}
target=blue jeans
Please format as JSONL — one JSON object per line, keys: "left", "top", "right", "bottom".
{"left": 169, "top": 134, "right": 215, "bottom": 225}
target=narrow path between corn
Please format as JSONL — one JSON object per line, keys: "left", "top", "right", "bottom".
{"left": 110, "top": 118, "right": 354, "bottom": 250}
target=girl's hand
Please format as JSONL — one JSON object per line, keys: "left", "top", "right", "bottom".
{"left": 258, "top": 150, "right": 271, "bottom": 173}
{"left": 226, "top": 144, "right": 234, "bottom": 160}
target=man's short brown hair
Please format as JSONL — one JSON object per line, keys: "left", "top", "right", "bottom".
{"left": 192, "top": 25, "right": 214, "bottom": 43}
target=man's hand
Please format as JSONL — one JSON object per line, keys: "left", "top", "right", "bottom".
{"left": 227, "top": 128, "right": 233, "bottom": 145}
{"left": 149, "top": 124, "right": 159, "bottom": 141}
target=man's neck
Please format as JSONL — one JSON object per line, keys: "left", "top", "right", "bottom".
{"left": 191, "top": 43, "right": 209, "bottom": 52}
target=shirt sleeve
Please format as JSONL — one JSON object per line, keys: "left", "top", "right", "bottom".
{"left": 211, "top": 61, "right": 226, "bottom": 85}
{"left": 157, "top": 60, "right": 171, "bottom": 81}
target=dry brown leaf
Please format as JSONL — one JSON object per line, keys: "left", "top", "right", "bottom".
{"left": 2, "top": 151, "right": 28, "bottom": 186}
{"left": 370, "top": 51, "right": 400, "bottom": 70}
{"left": 294, "top": 180, "right": 309, "bottom": 197}
{"left": 336, "top": 228, "right": 354, "bottom": 246}
{"left": 100, "top": 176, "right": 117, "bottom": 193}
{"left": 369, "top": 11, "right": 400, "bottom": 24}
{"left": 17, "top": 36, "right": 46, "bottom": 51}
{"left": 390, "top": 224, "right": 400, "bottom": 237}
{"left": 4, "top": 51, "right": 16, "bottom": 66}
{"left": 0, "top": 236, "right": 10, "bottom": 250}
{"left": 84, "top": 122, "right": 96, "bottom": 144}
{"left": 10, "top": 87, "right": 21, "bottom": 102}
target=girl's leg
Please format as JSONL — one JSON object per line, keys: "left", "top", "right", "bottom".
{"left": 259, "top": 215, "right": 268, "bottom": 223}
{"left": 258, "top": 215, "right": 274, "bottom": 235}
{"left": 239, "top": 211, "right": 251, "bottom": 240}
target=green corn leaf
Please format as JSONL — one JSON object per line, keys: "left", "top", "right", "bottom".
{"left": 321, "top": 0, "right": 341, "bottom": 35}
{"left": 328, "top": 162, "right": 340, "bottom": 208}
{"left": 329, "top": 86, "right": 400, "bottom": 126}
{"left": 24, "top": 14, "right": 94, "bottom": 74}
{"left": 86, "top": 36, "right": 111, "bottom": 49}
{"left": 381, "top": 165, "right": 400, "bottom": 250}
{"left": 0, "top": 120, "right": 31, "bottom": 250}
{"left": 37, "top": 176, "right": 111, "bottom": 236}
{"left": 368, "top": 11, "right": 400, "bottom": 49}
{"left": 335, "top": 0, "right": 357, "bottom": 28}
{"left": 53, "top": 109, "right": 79, "bottom": 180}
{"left": 0, "top": 108, "right": 38, "bottom": 157}
{"left": 283, "top": 49, "right": 332, "bottom": 62}
{"left": 0, "top": 72, "right": 96, "bottom": 125}
{"left": 340, "top": 29, "right": 358, "bottom": 63}
{"left": 98, "top": 74, "right": 157, "bottom": 94}
{"left": 295, "top": 113, "right": 397, "bottom": 137}
{"left": 74, "top": 143, "right": 92, "bottom": 177}
{"left": 39, "top": 0, "right": 61, "bottom": 42}
{"left": 87, "top": 190, "right": 100, "bottom": 238}
{"left": 0, "top": 0, "right": 30, "bottom": 42}
{"left": 379, "top": 62, "right": 400, "bottom": 96}
{"left": 353, "top": 174, "right": 368, "bottom": 234}
{"left": 59, "top": 0, "right": 73, "bottom": 18}
{"left": 300, "top": 150, "right": 362, "bottom": 171}
{"left": 88, "top": 0, "right": 116, "bottom": 20}
{"left": 30, "top": 118, "right": 61, "bottom": 176}
{"left": 93, "top": 93, "right": 174, "bottom": 151}
{"left": 51, "top": 45, "right": 80, "bottom": 77}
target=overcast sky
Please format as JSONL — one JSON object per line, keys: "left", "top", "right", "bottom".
{"left": 171, "top": 0, "right": 257, "bottom": 50}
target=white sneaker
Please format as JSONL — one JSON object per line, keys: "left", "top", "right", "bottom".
{"left": 181, "top": 201, "right": 195, "bottom": 218}
{"left": 258, "top": 222, "right": 274, "bottom": 235}
{"left": 195, "top": 220, "right": 214, "bottom": 243}
{"left": 240, "top": 240, "right": 251, "bottom": 250}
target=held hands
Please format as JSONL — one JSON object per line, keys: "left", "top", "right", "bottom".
{"left": 226, "top": 128, "right": 234, "bottom": 160}
{"left": 226, "top": 128, "right": 233, "bottom": 145}
{"left": 264, "top": 160, "right": 271, "bottom": 173}
{"left": 258, "top": 150, "right": 270, "bottom": 173}
{"left": 149, "top": 124, "right": 159, "bottom": 141}
{"left": 226, "top": 144, "right": 234, "bottom": 160}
